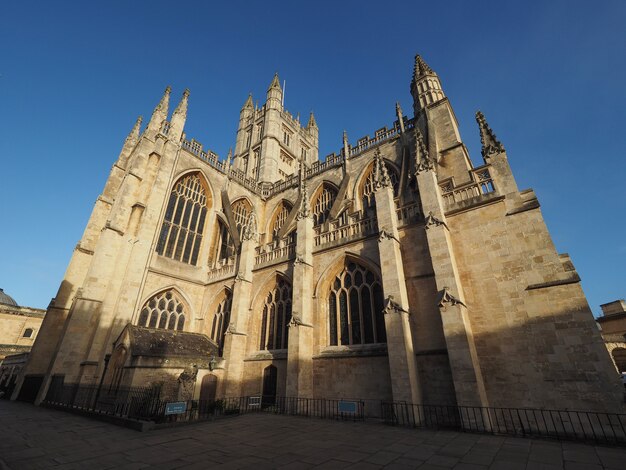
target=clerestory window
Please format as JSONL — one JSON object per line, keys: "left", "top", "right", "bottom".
{"left": 362, "top": 162, "right": 400, "bottom": 209}
{"left": 312, "top": 184, "right": 337, "bottom": 226}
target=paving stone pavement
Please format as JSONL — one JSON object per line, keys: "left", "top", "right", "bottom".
{"left": 0, "top": 400, "right": 625, "bottom": 469}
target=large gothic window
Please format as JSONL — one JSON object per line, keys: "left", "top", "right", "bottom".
{"left": 156, "top": 173, "right": 208, "bottom": 265}
{"left": 210, "top": 291, "right": 232, "bottom": 356}
{"left": 312, "top": 184, "right": 337, "bottom": 226}
{"left": 214, "top": 199, "right": 251, "bottom": 265}
{"left": 138, "top": 290, "right": 186, "bottom": 331}
{"left": 259, "top": 279, "right": 292, "bottom": 351}
{"left": 328, "top": 261, "right": 385, "bottom": 346}
{"left": 362, "top": 162, "right": 400, "bottom": 209}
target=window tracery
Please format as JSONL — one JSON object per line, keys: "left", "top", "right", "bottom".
{"left": 328, "top": 261, "right": 385, "bottom": 346}
{"left": 156, "top": 173, "right": 208, "bottom": 265}
{"left": 259, "top": 279, "right": 292, "bottom": 351}
{"left": 137, "top": 290, "right": 186, "bottom": 331}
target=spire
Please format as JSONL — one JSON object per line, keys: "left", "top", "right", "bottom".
{"left": 306, "top": 112, "right": 318, "bottom": 129}
{"left": 169, "top": 89, "right": 190, "bottom": 142}
{"left": 226, "top": 147, "right": 233, "bottom": 165}
{"left": 373, "top": 149, "right": 392, "bottom": 190}
{"left": 414, "top": 126, "right": 434, "bottom": 174}
{"left": 242, "top": 94, "right": 253, "bottom": 110}
{"left": 476, "top": 111, "right": 505, "bottom": 159}
{"left": 147, "top": 86, "right": 171, "bottom": 134}
{"left": 342, "top": 130, "right": 350, "bottom": 157}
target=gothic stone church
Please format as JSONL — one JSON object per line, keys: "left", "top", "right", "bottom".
{"left": 14, "top": 55, "right": 623, "bottom": 413}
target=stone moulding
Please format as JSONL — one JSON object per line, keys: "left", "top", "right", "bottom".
{"left": 526, "top": 274, "right": 581, "bottom": 291}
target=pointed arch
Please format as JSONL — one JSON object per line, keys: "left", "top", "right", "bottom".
{"left": 156, "top": 171, "right": 212, "bottom": 265}
{"left": 356, "top": 159, "right": 400, "bottom": 210}
{"left": 310, "top": 181, "right": 339, "bottom": 226}
{"left": 137, "top": 287, "right": 191, "bottom": 331}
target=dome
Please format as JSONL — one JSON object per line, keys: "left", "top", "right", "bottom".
{"left": 0, "top": 288, "right": 18, "bottom": 307}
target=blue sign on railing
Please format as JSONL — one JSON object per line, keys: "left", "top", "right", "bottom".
{"left": 165, "top": 401, "right": 187, "bottom": 415}
{"left": 338, "top": 400, "right": 358, "bottom": 414}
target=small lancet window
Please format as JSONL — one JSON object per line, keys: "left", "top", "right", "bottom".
{"left": 138, "top": 290, "right": 187, "bottom": 331}
{"left": 156, "top": 173, "right": 208, "bottom": 265}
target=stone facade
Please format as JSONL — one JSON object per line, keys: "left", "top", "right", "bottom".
{"left": 13, "top": 55, "right": 624, "bottom": 413}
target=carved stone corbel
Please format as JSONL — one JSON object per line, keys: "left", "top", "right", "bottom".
{"left": 424, "top": 211, "right": 448, "bottom": 231}
{"left": 383, "top": 295, "right": 409, "bottom": 315}
{"left": 288, "top": 312, "right": 313, "bottom": 328}
{"left": 377, "top": 228, "right": 398, "bottom": 243}
{"left": 224, "top": 322, "right": 246, "bottom": 336}
{"left": 437, "top": 287, "right": 466, "bottom": 309}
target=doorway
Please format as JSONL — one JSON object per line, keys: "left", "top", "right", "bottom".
{"left": 261, "top": 365, "right": 277, "bottom": 407}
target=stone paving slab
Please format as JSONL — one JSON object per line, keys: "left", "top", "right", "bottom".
{"left": 0, "top": 400, "right": 625, "bottom": 469}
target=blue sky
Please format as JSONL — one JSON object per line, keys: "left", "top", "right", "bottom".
{"left": 1, "top": 1, "right": 624, "bottom": 314}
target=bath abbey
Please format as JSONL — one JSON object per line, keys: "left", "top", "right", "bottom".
{"left": 12, "top": 55, "right": 624, "bottom": 413}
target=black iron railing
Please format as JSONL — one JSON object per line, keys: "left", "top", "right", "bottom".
{"left": 152, "top": 395, "right": 366, "bottom": 424}
{"left": 43, "top": 382, "right": 161, "bottom": 420}
{"left": 381, "top": 402, "right": 626, "bottom": 446}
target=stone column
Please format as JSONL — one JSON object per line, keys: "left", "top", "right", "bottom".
{"left": 286, "top": 211, "right": 314, "bottom": 398}
{"left": 222, "top": 215, "right": 257, "bottom": 397}
{"left": 373, "top": 158, "right": 422, "bottom": 405}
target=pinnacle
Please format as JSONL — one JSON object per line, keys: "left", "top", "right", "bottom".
{"left": 242, "top": 94, "right": 253, "bottom": 109}
{"left": 307, "top": 111, "right": 318, "bottom": 129}
{"left": 268, "top": 73, "right": 282, "bottom": 91}
{"left": 412, "top": 54, "right": 435, "bottom": 84}
{"left": 475, "top": 110, "right": 505, "bottom": 158}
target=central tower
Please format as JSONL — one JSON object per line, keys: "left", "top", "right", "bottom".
{"left": 232, "top": 74, "right": 319, "bottom": 183}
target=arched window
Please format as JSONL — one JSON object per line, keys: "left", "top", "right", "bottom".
{"left": 22, "top": 328, "right": 34, "bottom": 338}
{"left": 328, "top": 261, "right": 386, "bottom": 346}
{"left": 259, "top": 278, "right": 292, "bottom": 351}
{"left": 270, "top": 201, "right": 292, "bottom": 239}
{"left": 210, "top": 291, "right": 232, "bottom": 356}
{"left": 156, "top": 173, "right": 208, "bottom": 265}
{"left": 138, "top": 290, "right": 187, "bottom": 331}
{"left": 362, "top": 162, "right": 400, "bottom": 209}
{"left": 231, "top": 199, "right": 251, "bottom": 236}
{"left": 312, "top": 184, "right": 337, "bottom": 226}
